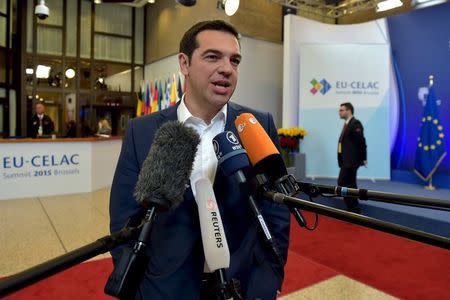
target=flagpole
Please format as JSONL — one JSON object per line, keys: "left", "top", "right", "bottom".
{"left": 424, "top": 75, "right": 436, "bottom": 191}
{"left": 425, "top": 176, "right": 436, "bottom": 190}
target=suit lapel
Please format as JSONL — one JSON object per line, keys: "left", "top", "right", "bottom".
{"left": 158, "top": 102, "right": 180, "bottom": 125}
{"left": 225, "top": 102, "right": 242, "bottom": 137}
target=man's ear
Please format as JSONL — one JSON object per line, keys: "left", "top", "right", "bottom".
{"left": 178, "top": 53, "right": 189, "bottom": 76}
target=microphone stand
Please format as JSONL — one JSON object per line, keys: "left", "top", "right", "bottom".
{"left": 214, "top": 269, "right": 243, "bottom": 300}
{"left": 0, "top": 224, "right": 140, "bottom": 298}
{"left": 264, "top": 191, "right": 450, "bottom": 250}
{"left": 297, "top": 182, "right": 450, "bottom": 211}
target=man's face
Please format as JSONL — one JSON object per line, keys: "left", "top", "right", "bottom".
{"left": 36, "top": 103, "right": 45, "bottom": 114}
{"left": 179, "top": 30, "right": 241, "bottom": 111}
{"left": 339, "top": 106, "right": 349, "bottom": 119}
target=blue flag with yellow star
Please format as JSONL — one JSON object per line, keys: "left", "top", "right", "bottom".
{"left": 414, "top": 85, "right": 446, "bottom": 181}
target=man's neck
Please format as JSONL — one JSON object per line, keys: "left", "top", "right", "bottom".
{"left": 184, "top": 96, "right": 222, "bottom": 125}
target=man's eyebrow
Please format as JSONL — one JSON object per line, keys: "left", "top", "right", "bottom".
{"left": 201, "top": 49, "right": 242, "bottom": 59}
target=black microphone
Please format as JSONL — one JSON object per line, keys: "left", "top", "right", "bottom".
{"left": 213, "top": 131, "right": 285, "bottom": 266}
{"left": 234, "top": 113, "right": 307, "bottom": 228}
{"left": 105, "top": 121, "right": 200, "bottom": 298}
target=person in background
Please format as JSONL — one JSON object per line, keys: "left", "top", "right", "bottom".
{"left": 109, "top": 20, "right": 290, "bottom": 299}
{"left": 96, "top": 118, "right": 112, "bottom": 136}
{"left": 337, "top": 102, "right": 367, "bottom": 213}
{"left": 30, "top": 102, "right": 54, "bottom": 138}
{"left": 65, "top": 120, "right": 77, "bottom": 138}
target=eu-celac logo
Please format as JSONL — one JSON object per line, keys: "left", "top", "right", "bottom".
{"left": 310, "top": 78, "right": 331, "bottom": 95}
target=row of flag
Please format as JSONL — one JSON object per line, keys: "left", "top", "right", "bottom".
{"left": 136, "top": 73, "right": 186, "bottom": 117}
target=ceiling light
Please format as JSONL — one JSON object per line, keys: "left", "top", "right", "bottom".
{"left": 36, "top": 65, "right": 51, "bottom": 79}
{"left": 26, "top": 68, "right": 34, "bottom": 75}
{"left": 217, "top": 0, "right": 239, "bottom": 16}
{"left": 148, "top": 0, "right": 155, "bottom": 3}
{"left": 65, "top": 68, "right": 76, "bottom": 79}
{"left": 412, "top": 0, "right": 446, "bottom": 8}
{"left": 224, "top": 0, "right": 239, "bottom": 16}
{"left": 176, "top": 0, "right": 196, "bottom": 6}
{"left": 376, "top": 0, "right": 403, "bottom": 12}
{"left": 94, "top": 0, "right": 102, "bottom": 4}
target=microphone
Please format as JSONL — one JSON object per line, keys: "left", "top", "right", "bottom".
{"left": 194, "top": 178, "right": 230, "bottom": 272}
{"left": 195, "top": 178, "right": 243, "bottom": 300}
{"left": 213, "top": 131, "right": 285, "bottom": 266}
{"left": 234, "top": 113, "right": 307, "bottom": 228}
{"left": 105, "top": 121, "right": 200, "bottom": 298}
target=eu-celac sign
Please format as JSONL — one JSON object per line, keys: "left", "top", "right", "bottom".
{"left": 1, "top": 142, "right": 91, "bottom": 200}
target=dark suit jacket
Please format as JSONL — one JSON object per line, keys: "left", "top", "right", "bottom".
{"left": 30, "top": 114, "right": 55, "bottom": 138}
{"left": 109, "top": 101, "right": 290, "bottom": 300}
{"left": 338, "top": 117, "right": 367, "bottom": 168}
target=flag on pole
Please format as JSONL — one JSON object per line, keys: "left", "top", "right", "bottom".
{"left": 152, "top": 81, "right": 159, "bottom": 113}
{"left": 170, "top": 75, "right": 177, "bottom": 107}
{"left": 158, "top": 80, "right": 163, "bottom": 110}
{"left": 136, "top": 83, "right": 143, "bottom": 117}
{"left": 145, "top": 83, "right": 151, "bottom": 115}
{"left": 414, "top": 83, "right": 447, "bottom": 181}
{"left": 177, "top": 75, "right": 183, "bottom": 102}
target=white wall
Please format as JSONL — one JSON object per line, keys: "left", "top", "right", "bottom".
{"left": 144, "top": 36, "right": 283, "bottom": 126}
{"left": 283, "top": 14, "right": 391, "bottom": 127}
{"left": 283, "top": 15, "right": 394, "bottom": 179}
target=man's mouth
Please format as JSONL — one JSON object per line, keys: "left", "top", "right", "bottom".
{"left": 212, "top": 80, "right": 231, "bottom": 88}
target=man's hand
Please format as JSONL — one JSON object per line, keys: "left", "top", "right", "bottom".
{"left": 363, "top": 160, "right": 368, "bottom": 168}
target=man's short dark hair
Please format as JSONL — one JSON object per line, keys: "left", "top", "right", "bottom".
{"left": 179, "top": 20, "right": 240, "bottom": 61}
{"left": 340, "top": 102, "right": 354, "bottom": 114}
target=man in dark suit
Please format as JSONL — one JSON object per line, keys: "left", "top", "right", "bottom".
{"left": 337, "top": 102, "right": 367, "bottom": 213}
{"left": 109, "top": 20, "right": 290, "bottom": 299}
{"left": 30, "top": 102, "right": 54, "bottom": 138}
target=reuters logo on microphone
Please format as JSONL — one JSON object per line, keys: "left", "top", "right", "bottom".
{"left": 206, "top": 198, "right": 215, "bottom": 210}
{"left": 249, "top": 117, "right": 257, "bottom": 124}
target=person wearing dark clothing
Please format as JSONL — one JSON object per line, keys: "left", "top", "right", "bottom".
{"left": 30, "top": 102, "right": 55, "bottom": 138}
{"left": 337, "top": 102, "right": 367, "bottom": 213}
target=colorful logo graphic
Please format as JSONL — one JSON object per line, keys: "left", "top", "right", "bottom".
{"left": 310, "top": 78, "right": 331, "bottom": 95}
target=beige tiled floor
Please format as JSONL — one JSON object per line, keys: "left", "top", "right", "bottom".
{"left": 280, "top": 275, "right": 397, "bottom": 299}
{"left": 0, "top": 188, "right": 395, "bottom": 299}
{"left": 0, "top": 188, "right": 111, "bottom": 277}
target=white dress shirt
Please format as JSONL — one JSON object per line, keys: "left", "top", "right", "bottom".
{"left": 177, "top": 97, "right": 227, "bottom": 196}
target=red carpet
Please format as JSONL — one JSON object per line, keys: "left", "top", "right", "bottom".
{"left": 3, "top": 259, "right": 114, "bottom": 300}
{"left": 280, "top": 251, "right": 338, "bottom": 295}
{"left": 288, "top": 212, "right": 450, "bottom": 299}
{"left": 3, "top": 213, "right": 450, "bottom": 299}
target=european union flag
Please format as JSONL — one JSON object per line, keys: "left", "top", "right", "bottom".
{"left": 414, "top": 85, "right": 447, "bottom": 181}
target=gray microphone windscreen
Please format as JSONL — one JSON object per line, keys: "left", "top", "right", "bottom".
{"left": 194, "top": 178, "right": 230, "bottom": 272}
{"left": 134, "top": 121, "right": 200, "bottom": 210}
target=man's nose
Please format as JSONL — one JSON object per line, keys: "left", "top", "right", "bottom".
{"left": 217, "top": 58, "right": 233, "bottom": 75}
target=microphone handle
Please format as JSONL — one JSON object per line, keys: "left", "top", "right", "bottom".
{"left": 299, "top": 182, "right": 450, "bottom": 211}
{"left": 288, "top": 206, "right": 307, "bottom": 228}
{"left": 266, "top": 191, "right": 450, "bottom": 250}
{"left": 104, "top": 207, "right": 156, "bottom": 298}
{"left": 272, "top": 174, "right": 307, "bottom": 228}
{"left": 215, "top": 269, "right": 230, "bottom": 300}
{"left": 235, "top": 170, "right": 285, "bottom": 266}
{"left": 214, "top": 268, "right": 243, "bottom": 300}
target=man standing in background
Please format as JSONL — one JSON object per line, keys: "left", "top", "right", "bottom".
{"left": 337, "top": 102, "right": 367, "bottom": 213}
{"left": 30, "top": 102, "right": 54, "bottom": 138}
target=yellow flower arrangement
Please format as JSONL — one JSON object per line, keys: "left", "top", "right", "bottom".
{"left": 277, "top": 127, "right": 308, "bottom": 166}
{"left": 277, "top": 127, "right": 308, "bottom": 138}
